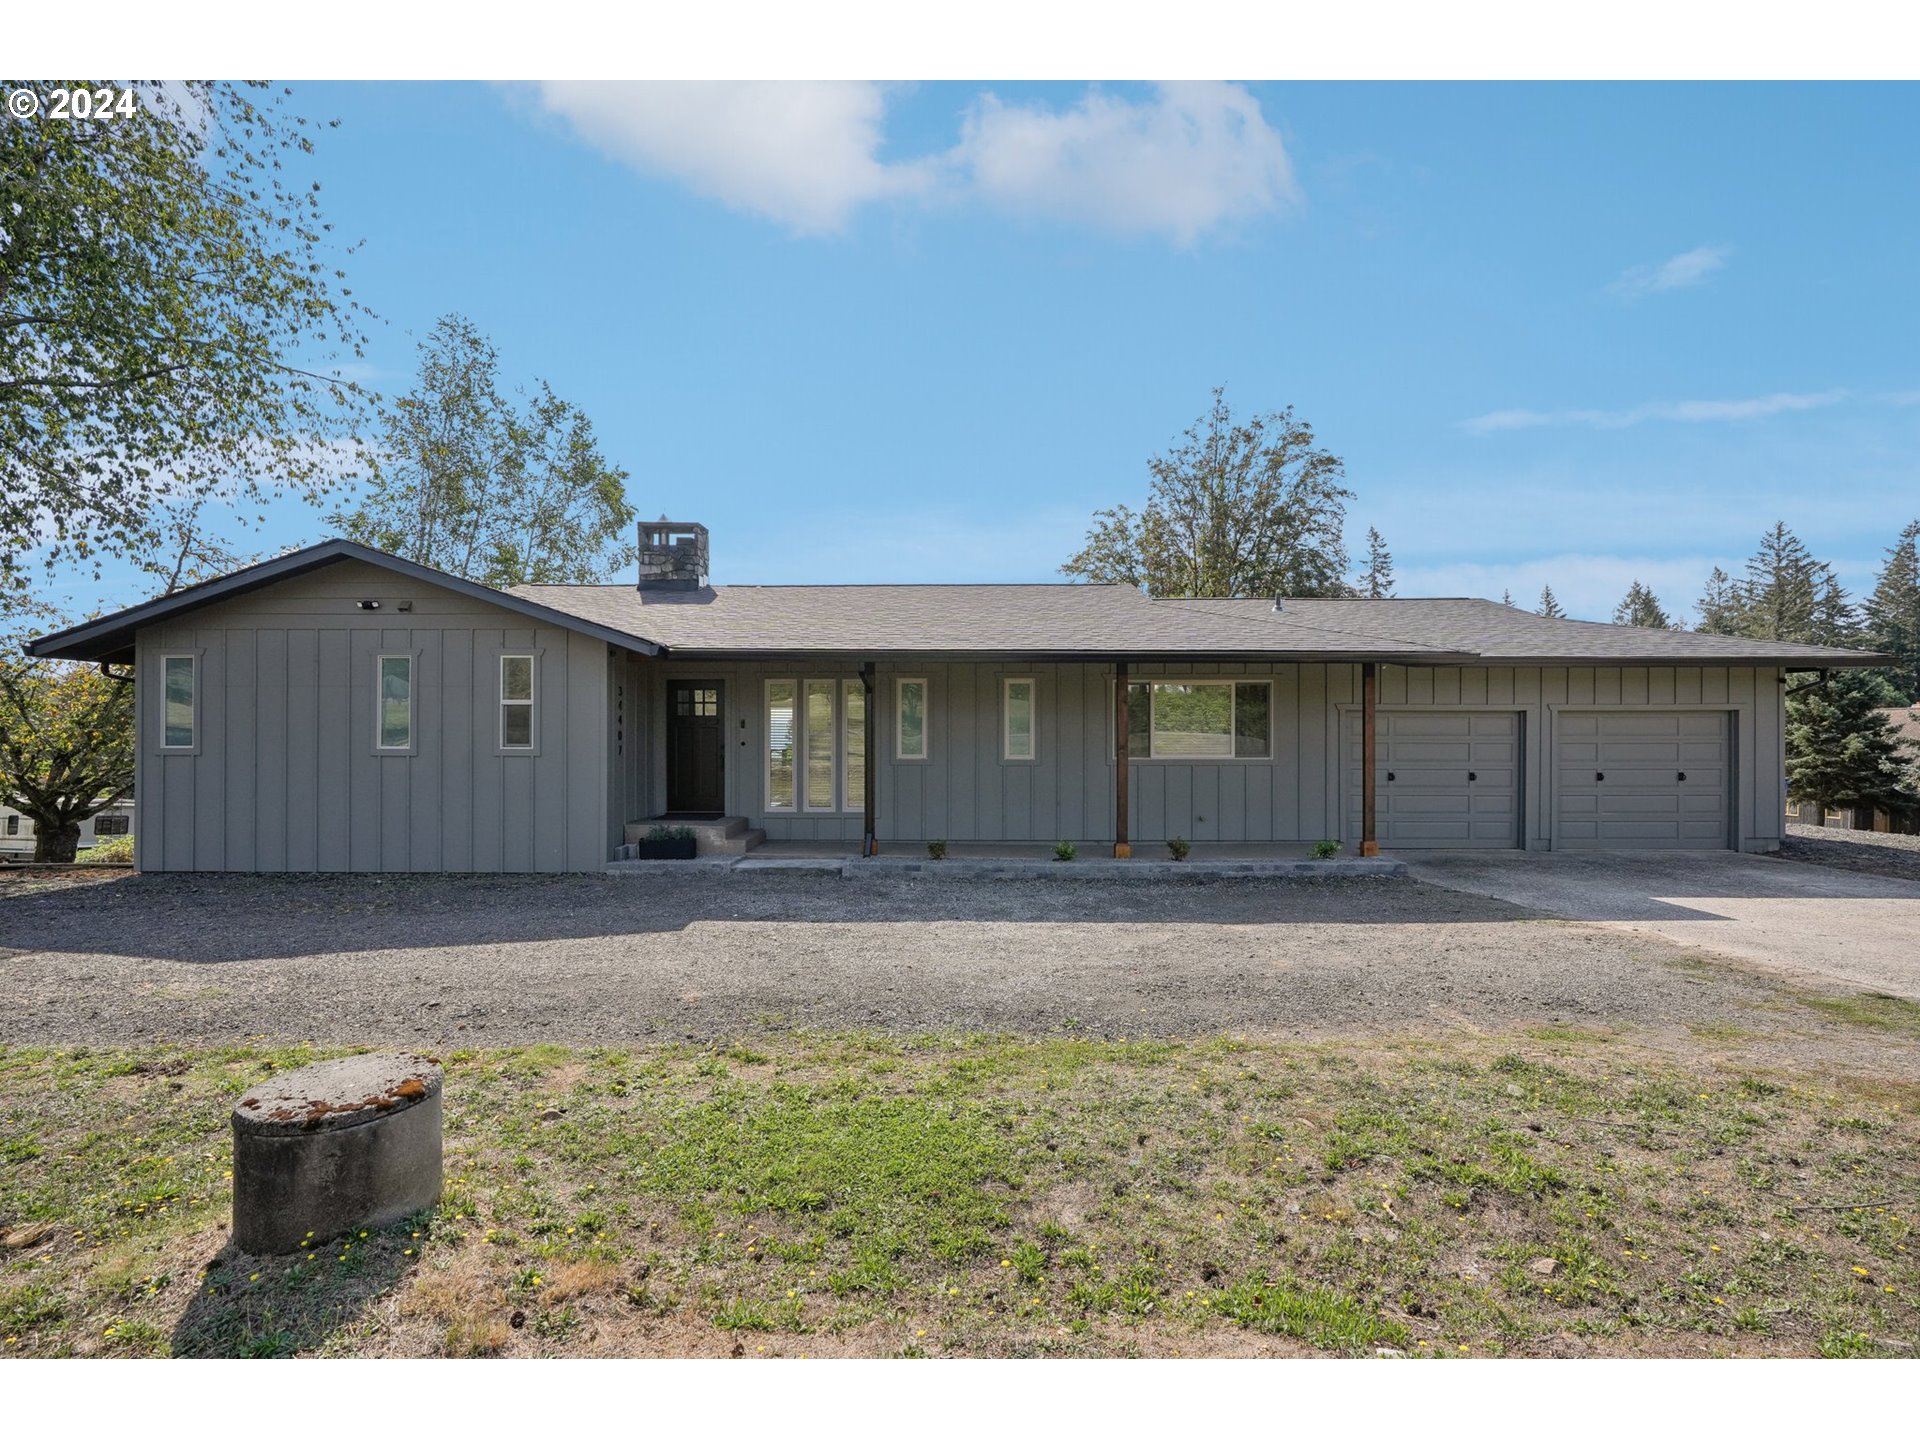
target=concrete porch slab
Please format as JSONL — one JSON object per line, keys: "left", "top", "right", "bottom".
{"left": 606, "top": 853, "right": 1406, "bottom": 879}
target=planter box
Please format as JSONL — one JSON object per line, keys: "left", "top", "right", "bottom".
{"left": 629, "top": 835, "right": 698, "bottom": 860}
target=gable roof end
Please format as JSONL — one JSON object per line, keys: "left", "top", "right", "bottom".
{"left": 25, "top": 539, "right": 662, "bottom": 664}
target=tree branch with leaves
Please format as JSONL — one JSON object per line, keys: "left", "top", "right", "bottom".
{"left": 1062, "top": 388, "right": 1353, "bottom": 598}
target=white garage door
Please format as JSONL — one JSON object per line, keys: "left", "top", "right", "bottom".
{"left": 1343, "top": 710, "right": 1523, "bottom": 849}
{"left": 1554, "top": 711, "right": 1730, "bottom": 849}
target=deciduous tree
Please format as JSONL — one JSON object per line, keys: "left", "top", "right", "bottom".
{"left": 331, "top": 314, "right": 636, "bottom": 586}
{"left": 0, "top": 81, "right": 371, "bottom": 601}
{"left": 1062, "top": 388, "right": 1352, "bottom": 597}
{"left": 0, "top": 613, "right": 133, "bottom": 862}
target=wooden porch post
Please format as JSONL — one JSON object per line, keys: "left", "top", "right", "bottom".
{"left": 1360, "top": 661, "right": 1380, "bottom": 858}
{"left": 861, "top": 662, "right": 878, "bottom": 857}
{"left": 1114, "top": 659, "right": 1131, "bottom": 859}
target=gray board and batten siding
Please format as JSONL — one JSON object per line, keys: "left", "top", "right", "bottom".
{"left": 132, "top": 558, "right": 624, "bottom": 873}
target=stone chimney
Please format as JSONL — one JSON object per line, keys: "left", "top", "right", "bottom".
{"left": 637, "top": 519, "right": 709, "bottom": 593}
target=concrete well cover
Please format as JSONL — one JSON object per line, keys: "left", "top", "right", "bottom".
{"left": 232, "top": 1053, "right": 443, "bottom": 1136}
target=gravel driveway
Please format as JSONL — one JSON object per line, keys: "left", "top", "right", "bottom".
{"left": 0, "top": 869, "right": 1854, "bottom": 1050}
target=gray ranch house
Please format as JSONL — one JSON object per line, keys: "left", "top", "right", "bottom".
{"left": 28, "top": 522, "right": 1881, "bottom": 872}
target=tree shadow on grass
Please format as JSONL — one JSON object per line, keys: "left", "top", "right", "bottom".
{"left": 171, "top": 1213, "right": 429, "bottom": 1357}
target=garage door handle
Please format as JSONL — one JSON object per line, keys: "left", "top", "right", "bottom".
{"left": 1468, "top": 771, "right": 1478, "bottom": 782}
{"left": 1678, "top": 771, "right": 1686, "bottom": 782}
{"left": 1596, "top": 771, "right": 1605, "bottom": 782}
{"left": 1386, "top": 771, "right": 1395, "bottom": 782}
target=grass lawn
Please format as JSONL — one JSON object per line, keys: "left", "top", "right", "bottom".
{"left": 2, "top": 1027, "right": 1916, "bottom": 1358}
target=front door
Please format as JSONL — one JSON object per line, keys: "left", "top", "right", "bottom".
{"left": 667, "top": 681, "right": 725, "bottom": 814}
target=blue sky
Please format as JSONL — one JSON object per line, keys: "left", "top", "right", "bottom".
{"left": 181, "top": 81, "right": 1920, "bottom": 620}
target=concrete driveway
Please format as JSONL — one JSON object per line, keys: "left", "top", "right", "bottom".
{"left": 1405, "top": 849, "right": 1920, "bottom": 998}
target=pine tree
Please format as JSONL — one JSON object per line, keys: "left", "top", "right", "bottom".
{"left": 1501, "top": 589, "right": 1516, "bottom": 608}
{"left": 1537, "top": 585, "right": 1566, "bottom": 619}
{"left": 1786, "top": 670, "right": 1920, "bottom": 821}
{"left": 1864, "top": 519, "right": 1920, "bottom": 703}
{"left": 1613, "top": 580, "right": 1675, "bottom": 629}
{"left": 1359, "top": 527, "right": 1395, "bottom": 599}
{"left": 1810, "top": 570, "right": 1859, "bottom": 649}
{"left": 1695, "top": 566, "right": 1747, "bottom": 635}
{"left": 1743, "top": 522, "right": 1823, "bottom": 643}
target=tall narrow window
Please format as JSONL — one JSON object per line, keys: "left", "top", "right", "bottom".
{"left": 500, "top": 655, "right": 535, "bottom": 749}
{"left": 162, "top": 655, "right": 196, "bottom": 749}
{"left": 896, "top": 678, "right": 927, "bottom": 761}
{"left": 766, "top": 681, "right": 796, "bottom": 810}
{"left": 378, "top": 655, "right": 413, "bottom": 750}
{"left": 1003, "top": 677, "right": 1036, "bottom": 760}
{"left": 805, "top": 680, "right": 836, "bottom": 811}
{"left": 843, "top": 679, "right": 866, "bottom": 811}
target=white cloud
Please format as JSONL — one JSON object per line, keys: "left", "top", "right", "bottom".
{"left": 950, "top": 82, "right": 1296, "bottom": 244}
{"left": 1461, "top": 390, "right": 1846, "bottom": 435}
{"left": 529, "top": 81, "right": 1294, "bottom": 242}
{"left": 1609, "top": 243, "right": 1731, "bottom": 299}
{"left": 533, "top": 82, "right": 933, "bottom": 234}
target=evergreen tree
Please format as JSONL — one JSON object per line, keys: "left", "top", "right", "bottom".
{"left": 1742, "top": 522, "right": 1823, "bottom": 643}
{"left": 1695, "top": 566, "right": 1747, "bottom": 635}
{"left": 1536, "top": 585, "right": 1566, "bottom": 619}
{"left": 1358, "top": 527, "right": 1395, "bottom": 599}
{"left": 1501, "top": 589, "right": 1516, "bottom": 608}
{"left": 1612, "top": 580, "right": 1675, "bottom": 629}
{"left": 1810, "top": 570, "right": 1859, "bottom": 649}
{"left": 1786, "top": 670, "right": 1920, "bottom": 821}
{"left": 1864, "top": 519, "right": 1920, "bottom": 703}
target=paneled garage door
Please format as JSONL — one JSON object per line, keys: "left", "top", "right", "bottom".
{"left": 1342, "top": 710, "right": 1523, "bottom": 849}
{"left": 1554, "top": 711, "right": 1730, "bottom": 849}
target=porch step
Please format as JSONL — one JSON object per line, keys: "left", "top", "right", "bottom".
{"left": 621, "top": 816, "right": 765, "bottom": 858}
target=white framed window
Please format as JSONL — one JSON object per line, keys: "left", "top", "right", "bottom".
{"left": 766, "top": 680, "right": 797, "bottom": 811}
{"left": 896, "top": 677, "right": 928, "bottom": 761}
{"left": 93, "top": 814, "right": 130, "bottom": 836}
{"left": 161, "top": 654, "right": 197, "bottom": 750}
{"left": 1123, "top": 680, "right": 1272, "bottom": 760}
{"left": 4, "top": 815, "right": 19, "bottom": 837}
{"left": 843, "top": 679, "right": 867, "bottom": 811}
{"left": 499, "top": 654, "right": 536, "bottom": 750}
{"left": 1003, "top": 677, "right": 1036, "bottom": 761}
{"left": 804, "top": 679, "right": 837, "bottom": 811}
{"left": 376, "top": 654, "right": 414, "bottom": 751}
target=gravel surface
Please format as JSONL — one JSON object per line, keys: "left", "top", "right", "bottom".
{"left": 1781, "top": 823, "right": 1920, "bottom": 883}
{"left": 0, "top": 870, "right": 1838, "bottom": 1050}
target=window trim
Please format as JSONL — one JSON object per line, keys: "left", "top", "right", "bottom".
{"left": 1120, "top": 677, "right": 1275, "bottom": 762}
{"left": 498, "top": 652, "right": 538, "bottom": 753}
{"left": 374, "top": 652, "right": 417, "bottom": 754}
{"left": 158, "top": 652, "right": 200, "bottom": 753}
{"left": 895, "top": 677, "right": 929, "bottom": 762}
{"left": 765, "top": 678, "right": 798, "bottom": 813}
{"left": 1002, "top": 676, "right": 1037, "bottom": 763}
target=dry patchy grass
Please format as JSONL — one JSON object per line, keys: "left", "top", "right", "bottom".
{"left": 1, "top": 1030, "right": 1917, "bottom": 1359}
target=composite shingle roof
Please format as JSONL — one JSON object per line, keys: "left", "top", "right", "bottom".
{"left": 1160, "top": 596, "right": 1887, "bottom": 667}
{"left": 506, "top": 582, "right": 1472, "bottom": 660}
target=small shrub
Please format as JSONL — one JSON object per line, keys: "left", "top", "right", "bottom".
{"left": 82, "top": 834, "right": 134, "bottom": 864}
{"left": 646, "top": 825, "right": 696, "bottom": 843}
{"left": 1053, "top": 840, "right": 1077, "bottom": 862}
{"left": 927, "top": 839, "right": 947, "bottom": 860}
{"left": 1311, "top": 840, "right": 1342, "bottom": 860}
{"left": 1166, "top": 836, "right": 1191, "bottom": 861}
